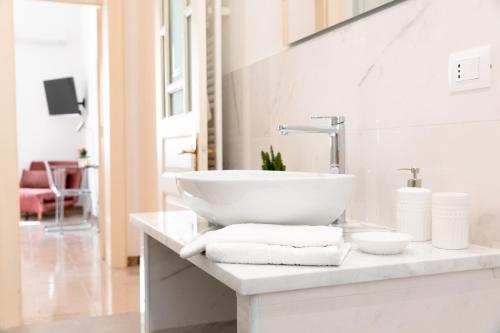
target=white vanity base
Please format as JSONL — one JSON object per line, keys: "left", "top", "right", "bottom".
{"left": 134, "top": 212, "right": 500, "bottom": 333}
{"left": 143, "top": 235, "right": 236, "bottom": 332}
{"left": 236, "top": 268, "right": 500, "bottom": 333}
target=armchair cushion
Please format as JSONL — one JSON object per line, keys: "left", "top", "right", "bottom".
{"left": 19, "top": 188, "right": 55, "bottom": 213}
{"left": 30, "top": 161, "right": 82, "bottom": 190}
{"left": 20, "top": 170, "right": 50, "bottom": 189}
{"left": 19, "top": 188, "right": 75, "bottom": 214}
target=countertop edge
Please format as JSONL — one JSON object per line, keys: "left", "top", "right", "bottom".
{"left": 235, "top": 255, "right": 500, "bottom": 295}
{"left": 130, "top": 212, "right": 500, "bottom": 296}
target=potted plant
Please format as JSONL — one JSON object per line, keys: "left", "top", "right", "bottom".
{"left": 261, "top": 146, "right": 286, "bottom": 171}
{"left": 78, "top": 148, "right": 89, "bottom": 168}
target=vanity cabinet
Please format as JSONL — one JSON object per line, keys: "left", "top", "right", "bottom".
{"left": 132, "top": 211, "right": 500, "bottom": 333}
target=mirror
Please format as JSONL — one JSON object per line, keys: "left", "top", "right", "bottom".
{"left": 284, "top": 0, "right": 402, "bottom": 44}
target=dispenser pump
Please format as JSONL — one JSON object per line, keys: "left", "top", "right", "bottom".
{"left": 398, "top": 167, "right": 422, "bottom": 188}
{"left": 396, "top": 167, "right": 431, "bottom": 241}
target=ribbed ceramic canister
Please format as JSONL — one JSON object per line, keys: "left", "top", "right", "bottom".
{"left": 432, "top": 192, "right": 469, "bottom": 250}
{"left": 396, "top": 188, "right": 432, "bottom": 241}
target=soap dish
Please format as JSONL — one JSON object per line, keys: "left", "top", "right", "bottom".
{"left": 351, "top": 232, "right": 412, "bottom": 255}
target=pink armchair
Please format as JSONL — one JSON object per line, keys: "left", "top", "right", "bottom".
{"left": 19, "top": 161, "right": 82, "bottom": 221}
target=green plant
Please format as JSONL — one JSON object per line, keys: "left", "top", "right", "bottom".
{"left": 78, "top": 148, "right": 88, "bottom": 159}
{"left": 261, "top": 146, "right": 286, "bottom": 171}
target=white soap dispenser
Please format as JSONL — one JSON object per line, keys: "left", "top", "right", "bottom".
{"left": 396, "top": 168, "right": 432, "bottom": 241}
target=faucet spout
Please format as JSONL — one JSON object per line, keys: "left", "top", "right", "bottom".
{"left": 278, "top": 116, "right": 345, "bottom": 175}
{"left": 278, "top": 116, "right": 347, "bottom": 224}
{"left": 278, "top": 124, "right": 337, "bottom": 135}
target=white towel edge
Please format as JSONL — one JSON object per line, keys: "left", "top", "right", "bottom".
{"left": 205, "top": 242, "right": 352, "bottom": 267}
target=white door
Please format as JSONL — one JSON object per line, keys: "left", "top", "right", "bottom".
{"left": 156, "top": 0, "right": 219, "bottom": 210}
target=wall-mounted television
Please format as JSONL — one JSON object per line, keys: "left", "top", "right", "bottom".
{"left": 43, "top": 77, "right": 81, "bottom": 116}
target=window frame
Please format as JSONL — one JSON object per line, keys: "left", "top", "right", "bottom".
{"left": 160, "top": 0, "right": 193, "bottom": 118}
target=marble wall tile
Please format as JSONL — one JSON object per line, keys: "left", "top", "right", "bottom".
{"left": 356, "top": 121, "right": 500, "bottom": 243}
{"left": 222, "top": 0, "right": 500, "bottom": 247}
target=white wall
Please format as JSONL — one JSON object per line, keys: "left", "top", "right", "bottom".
{"left": 14, "top": 0, "right": 97, "bottom": 177}
{"left": 14, "top": 0, "right": 99, "bottom": 214}
{"left": 222, "top": 0, "right": 500, "bottom": 248}
{"left": 222, "top": 0, "right": 285, "bottom": 74}
{"left": 80, "top": 6, "right": 100, "bottom": 216}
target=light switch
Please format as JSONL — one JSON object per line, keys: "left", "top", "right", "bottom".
{"left": 456, "top": 57, "right": 480, "bottom": 81}
{"left": 449, "top": 45, "right": 492, "bottom": 92}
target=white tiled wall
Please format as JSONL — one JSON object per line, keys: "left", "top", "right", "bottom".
{"left": 222, "top": 0, "right": 500, "bottom": 247}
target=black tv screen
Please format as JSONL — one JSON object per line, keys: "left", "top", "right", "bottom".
{"left": 43, "top": 77, "right": 81, "bottom": 116}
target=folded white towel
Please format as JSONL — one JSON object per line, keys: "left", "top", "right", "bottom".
{"left": 205, "top": 242, "right": 351, "bottom": 266}
{"left": 180, "top": 223, "right": 344, "bottom": 259}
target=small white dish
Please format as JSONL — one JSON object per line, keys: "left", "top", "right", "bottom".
{"left": 351, "top": 232, "right": 412, "bottom": 255}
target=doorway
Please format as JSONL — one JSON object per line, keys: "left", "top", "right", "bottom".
{"left": 13, "top": 0, "right": 139, "bottom": 325}
{"left": 1, "top": 0, "right": 158, "bottom": 328}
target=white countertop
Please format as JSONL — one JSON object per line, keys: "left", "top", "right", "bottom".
{"left": 130, "top": 211, "right": 500, "bottom": 295}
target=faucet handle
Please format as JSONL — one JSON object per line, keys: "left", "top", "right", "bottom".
{"left": 311, "top": 115, "right": 345, "bottom": 125}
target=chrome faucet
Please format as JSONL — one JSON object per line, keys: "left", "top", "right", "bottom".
{"left": 278, "top": 116, "right": 345, "bottom": 174}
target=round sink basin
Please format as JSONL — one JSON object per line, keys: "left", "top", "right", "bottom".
{"left": 176, "top": 170, "right": 355, "bottom": 226}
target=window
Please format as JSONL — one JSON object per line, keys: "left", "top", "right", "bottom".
{"left": 160, "top": 0, "right": 193, "bottom": 118}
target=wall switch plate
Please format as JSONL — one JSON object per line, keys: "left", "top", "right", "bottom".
{"left": 456, "top": 57, "right": 480, "bottom": 82}
{"left": 449, "top": 45, "right": 492, "bottom": 92}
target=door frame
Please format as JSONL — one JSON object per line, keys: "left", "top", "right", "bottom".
{"left": 36, "top": 0, "right": 129, "bottom": 268}
{"left": 0, "top": 0, "right": 133, "bottom": 327}
{"left": 0, "top": 0, "right": 22, "bottom": 328}
{"left": 34, "top": 0, "right": 130, "bottom": 268}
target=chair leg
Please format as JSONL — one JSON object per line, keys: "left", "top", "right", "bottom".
{"left": 83, "top": 194, "right": 91, "bottom": 224}
{"left": 58, "top": 196, "right": 65, "bottom": 233}
{"left": 37, "top": 211, "right": 43, "bottom": 221}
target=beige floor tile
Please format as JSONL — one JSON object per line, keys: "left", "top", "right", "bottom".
{"left": 7, "top": 314, "right": 237, "bottom": 333}
{"left": 7, "top": 312, "right": 141, "bottom": 333}
{"left": 21, "top": 214, "right": 140, "bottom": 325}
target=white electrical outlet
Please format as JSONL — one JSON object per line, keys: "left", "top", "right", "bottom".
{"left": 449, "top": 45, "right": 492, "bottom": 92}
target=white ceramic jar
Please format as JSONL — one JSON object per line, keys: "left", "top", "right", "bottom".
{"left": 432, "top": 193, "right": 469, "bottom": 250}
{"left": 396, "top": 188, "right": 432, "bottom": 241}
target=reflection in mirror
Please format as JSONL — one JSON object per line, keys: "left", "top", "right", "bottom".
{"left": 285, "top": 0, "right": 402, "bottom": 44}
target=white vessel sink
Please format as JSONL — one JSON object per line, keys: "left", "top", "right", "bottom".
{"left": 176, "top": 170, "right": 355, "bottom": 226}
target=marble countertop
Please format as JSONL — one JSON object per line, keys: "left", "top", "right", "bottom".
{"left": 130, "top": 211, "right": 500, "bottom": 296}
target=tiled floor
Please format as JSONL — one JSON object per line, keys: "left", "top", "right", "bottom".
{"left": 6, "top": 313, "right": 237, "bottom": 333}
{"left": 20, "top": 214, "right": 140, "bottom": 325}
{"left": 6, "top": 313, "right": 140, "bottom": 333}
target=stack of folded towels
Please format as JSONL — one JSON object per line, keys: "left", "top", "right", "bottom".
{"left": 180, "top": 224, "right": 351, "bottom": 266}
